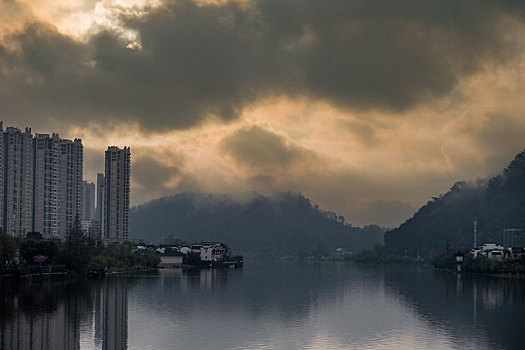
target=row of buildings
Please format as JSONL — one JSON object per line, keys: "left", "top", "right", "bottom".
{"left": 0, "top": 122, "right": 131, "bottom": 241}
{"left": 470, "top": 228, "right": 525, "bottom": 261}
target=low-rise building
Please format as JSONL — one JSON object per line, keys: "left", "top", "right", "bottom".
{"left": 160, "top": 255, "right": 183, "bottom": 267}
{"left": 471, "top": 243, "right": 504, "bottom": 259}
{"left": 470, "top": 242, "right": 525, "bottom": 261}
{"left": 200, "top": 242, "right": 227, "bottom": 262}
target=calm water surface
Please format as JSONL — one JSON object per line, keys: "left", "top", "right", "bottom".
{"left": 1, "top": 261, "right": 525, "bottom": 349}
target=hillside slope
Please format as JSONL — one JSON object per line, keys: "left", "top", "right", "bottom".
{"left": 130, "top": 192, "right": 384, "bottom": 256}
{"left": 385, "top": 150, "right": 525, "bottom": 256}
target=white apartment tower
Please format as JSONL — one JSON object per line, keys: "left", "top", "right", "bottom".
{"left": 57, "top": 139, "right": 83, "bottom": 237}
{"left": 0, "top": 122, "right": 83, "bottom": 239}
{"left": 33, "top": 133, "right": 60, "bottom": 237}
{"left": 2, "top": 126, "right": 34, "bottom": 238}
{"left": 32, "top": 134, "right": 83, "bottom": 239}
{"left": 104, "top": 146, "right": 130, "bottom": 241}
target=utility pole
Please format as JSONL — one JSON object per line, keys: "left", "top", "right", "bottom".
{"left": 473, "top": 220, "right": 477, "bottom": 248}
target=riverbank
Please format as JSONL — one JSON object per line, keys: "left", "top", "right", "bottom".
{"left": 0, "top": 265, "right": 68, "bottom": 280}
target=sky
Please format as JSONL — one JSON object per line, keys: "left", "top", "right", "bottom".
{"left": 1, "top": 0, "right": 525, "bottom": 227}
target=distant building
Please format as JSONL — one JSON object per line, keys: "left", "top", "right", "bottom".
{"left": 104, "top": 146, "right": 130, "bottom": 241}
{"left": 2, "top": 125, "right": 34, "bottom": 237}
{"left": 32, "top": 134, "right": 83, "bottom": 239}
{"left": 160, "top": 255, "right": 184, "bottom": 267}
{"left": 56, "top": 138, "right": 83, "bottom": 238}
{"left": 503, "top": 228, "right": 525, "bottom": 248}
{"left": 33, "top": 133, "right": 60, "bottom": 237}
{"left": 188, "top": 242, "right": 228, "bottom": 262}
{"left": 0, "top": 122, "right": 83, "bottom": 239}
{"left": 0, "top": 124, "right": 3, "bottom": 231}
{"left": 82, "top": 220, "right": 101, "bottom": 240}
{"left": 82, "top": 181, "right": 96, "bottom": 221}
{"left": 200, "top": 242, "right": 228, "bottom": 261}
{"left": 471, "top": 243, "right": 505, "bottom": 260}
{"left": 96, "top": 173, "right": 105, "bottom": 233}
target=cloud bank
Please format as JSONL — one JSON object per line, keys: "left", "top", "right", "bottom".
{"left": 1, "top": 0, "right": 524, "bottom": 130}
{"left": 1, "top": 0, "right": 525, "bottom": 226}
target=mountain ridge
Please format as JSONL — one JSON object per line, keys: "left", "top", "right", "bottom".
{"left": 130, "top": 191, "right": 384, "bottom": 256}
{"left": 385, "top": 149, "right": 525, "bottom": 256}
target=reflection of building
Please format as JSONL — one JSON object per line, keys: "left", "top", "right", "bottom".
{"left": 0, "top": 289, "right": 82, "bottom": 349}
{"left": 0, "top": 279, "right": 129, "bottom": 350}
{"left": 94, "top": 280, "right": 128, "bottom": 350}
{"left": 104, "top": 147, "right": 130, "bottom": 241}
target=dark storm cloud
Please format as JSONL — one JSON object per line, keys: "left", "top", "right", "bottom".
{"left": 1, "top": 0, "right": 524, "bottom": 130}
{"left": 222, "top": 125, "right": 311, "bottom": 171}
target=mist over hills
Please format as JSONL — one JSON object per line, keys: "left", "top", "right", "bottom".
{"left": 385, "top": 150, "right": 525, "bottom": 256}
{"left": 130, "top": 192, "right": 384, "bottom": 256}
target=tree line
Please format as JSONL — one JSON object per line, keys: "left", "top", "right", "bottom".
{"left": 0, "top": 225, "right": 160, "bottom": 274}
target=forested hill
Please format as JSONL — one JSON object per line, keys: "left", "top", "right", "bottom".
{"left": 385, "top": 150, "right": 525, "bottom": 256}
{"left": 130, "top": 192, "right": 384, "bottom": 256}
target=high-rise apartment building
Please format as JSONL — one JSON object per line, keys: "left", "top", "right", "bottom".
{"left": 2, "top": 126, "right": 34, "bottom": 238}
{"left": 104, "top": 147, "right": 130, "bottom": 241}
{"left": 0, "top": 123, "right": 3, "bottom": 231}
{"left": 96, "top": 173, "right": 105, "bottom": 231}
{"left": 82, "top": 181, "right": 96, "bottom": 221}
{"left": 57, "top": 139, "right": 83, "bottom": 237}
{"left": 32, "top": 135, "right": 83, "bottom": 239}
{"left": 0, "top": 122, "right": 83, "bottom": 238}
{"left": 33, "top": 133, "right": 60, "bottom": 237}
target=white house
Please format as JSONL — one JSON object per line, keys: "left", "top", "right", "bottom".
{"left": 160, "top": 255, "right": 183, "bottom": 267}
{"left": 471, "top": 243, "right": 505, "bottom": 260}
{"left": 200, "top": 243, "right": 227, "bottom": 262}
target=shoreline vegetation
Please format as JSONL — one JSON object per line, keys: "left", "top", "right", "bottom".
{"left": 431, "top": 251, "right": 525, "bottom": 275}
{"left": 0, "top": 227, "right": 161, "bottom": 280}
{"left": 1, "top": 227, "right": 243, "bottom": 280}
{"left": 347, "top": 245, "right": 525, "bottom": 278}
{"left": 258, "top": 243, "right": 525, "bottom": 279}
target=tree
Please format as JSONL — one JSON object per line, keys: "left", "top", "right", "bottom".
{"left": 19, "top": 239, "right": 58, "bottom": 264}
{"left": 26, "top": 232, "right": 43, "bottom": 240}
{"left": 0, "top": 229, "right": 17, "bottom": 265}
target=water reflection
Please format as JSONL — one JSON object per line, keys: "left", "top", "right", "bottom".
{"left": 383, "top": 266, "right": 525, "bottom": 350}
{"left": 0, "top": 278, "right": 129, "bottom": 350}
{"left": 0, "top": 279, "right": 91, "bottom": 349}
{"left": 1, "top": 264, "right": 525, "bottom": 350}
{"left": 89, "top": 278, "right": 128, "bottom": 350}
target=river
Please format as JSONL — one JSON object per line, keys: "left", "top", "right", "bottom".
{"left": 1, "top": 261, "right": 524, "bottom": 349}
